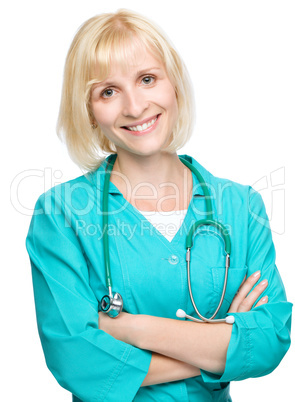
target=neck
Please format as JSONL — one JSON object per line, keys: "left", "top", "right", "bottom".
{"left": 113, "top": 150, "right": 183, "bottom": 184}
{"left": 110, "top": 149, "right": 193, "bottom": 212}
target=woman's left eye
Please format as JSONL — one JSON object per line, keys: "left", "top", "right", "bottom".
{"left": 142, "top": 76, "right": 155, "bottom": 85}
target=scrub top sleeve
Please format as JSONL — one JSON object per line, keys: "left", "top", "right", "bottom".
{"left": 201, "top": 186, "right": 292, "bottom": 383}
{"left": 26, "top": 191, "right": 152, "bottom": 402}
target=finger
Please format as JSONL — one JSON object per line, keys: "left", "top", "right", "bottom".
{"left": 228, "top": 271, "right": 261, "bottom": 313}
{"left": 238, "top": 275, "right": 247, "bottom": 290}
{"left": 228, "top": 275, "right": 246, "bottom": 313}
{"left": 238, "top": 279, "right": 268, "bottom": 312}
{"left": 254, "top": 295, "right": 268, "bottom": 308}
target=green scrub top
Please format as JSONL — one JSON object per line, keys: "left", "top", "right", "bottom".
{"left": 26, "top": 154, "right": 292, "bottom": 402}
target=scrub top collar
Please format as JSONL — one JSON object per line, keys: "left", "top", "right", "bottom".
{"left": 88, "top": 154, "right": 209, "bottom": 197}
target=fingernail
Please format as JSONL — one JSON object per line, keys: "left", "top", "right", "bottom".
{"left": 253, "top": 271, "right": 261, "bottom": 278}
{"left": 260, "top": 279, "right": 268, "bottom": 286}
{"left": 261, "top": 296, "right": 268, "bottom": 302}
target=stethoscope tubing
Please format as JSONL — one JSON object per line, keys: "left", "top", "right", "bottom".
{"left": 186, "top": 248, "right": 230, "bottom": 322}
{"left": 102, "top": 156, "right": 117, "bottom": 294}
{"left": 178, "top": 157, "right": 214, "bottom": 221}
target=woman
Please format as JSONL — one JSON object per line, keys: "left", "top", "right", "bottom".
{"left": 26, "top": 9, "right": 292, "bottom": 402}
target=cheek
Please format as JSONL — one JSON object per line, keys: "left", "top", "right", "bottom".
{"left": 161, "top": 83, "right": 178, "bottom": 114}
{"left": 165, "top": 87, "right": 179, "bottom": 124}
{"left": 92, "top": 104, "right": 114, "bottom": 130}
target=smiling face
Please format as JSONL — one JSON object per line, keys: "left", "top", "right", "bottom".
{"left": 90, "top": 43, "right": 179, "bottom": 158}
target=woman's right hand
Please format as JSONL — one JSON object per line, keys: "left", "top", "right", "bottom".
{"left": 228, "top": 270, "right": 268, "bottom": 313}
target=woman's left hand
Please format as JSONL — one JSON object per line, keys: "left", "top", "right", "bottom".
{"left": 228, "top": 270, "right": 268, "bottom": 314}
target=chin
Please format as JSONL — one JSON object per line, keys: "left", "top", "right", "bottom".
{"left": 130, "top": 146, "right": 165, "bottom": 158}
{"left": 128, "top": 138, "right": 170, "bottom": 156}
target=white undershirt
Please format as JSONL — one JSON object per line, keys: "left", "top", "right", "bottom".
{"left": 138, "top": 209, "right": 188, "bottom": 242}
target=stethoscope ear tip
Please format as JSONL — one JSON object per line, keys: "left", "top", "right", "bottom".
{"left": 225, "top": 315, "right": 235, "bottom": 324}
{"left": 176, "top": 309, "right": 187, "bottom": 318}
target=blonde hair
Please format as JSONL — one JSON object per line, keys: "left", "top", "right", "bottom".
{"left": 57, "top": 9, "right": 195, "bottom": 171}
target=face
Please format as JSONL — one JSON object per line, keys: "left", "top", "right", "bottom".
{"left": 90, "top": 44, "right": 178, "bottom": 158}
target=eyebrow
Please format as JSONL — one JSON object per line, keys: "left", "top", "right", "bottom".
{"left": 93, "top": 67, "right": 162, "bottom": 88}
{"left": 136, "top": 67, "right": 162, "bottom": 75}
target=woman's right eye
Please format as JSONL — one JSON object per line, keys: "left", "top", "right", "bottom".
{"left": 101, "top": 88, "right": 114, "bottom": 98}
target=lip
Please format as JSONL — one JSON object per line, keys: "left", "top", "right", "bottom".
{"left": 122, "top": 114, "right": 159, "bottom": 129}
{"left": 121, "top": 114, "right": 161, "bottom": 136}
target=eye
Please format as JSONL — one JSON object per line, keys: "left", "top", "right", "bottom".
{"left": 101, "top": 88, "right": 115, "bottom": 98}
{"left": 141, "top": 76, "right": 155, "bottom": 85}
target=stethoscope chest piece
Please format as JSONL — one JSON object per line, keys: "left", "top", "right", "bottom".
{"left": 100, "top": 292, "right": 123, "bottom": 318}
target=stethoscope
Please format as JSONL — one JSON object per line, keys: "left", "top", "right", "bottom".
{"left": 99, "top": 154, "right": 235, "bottom": 325}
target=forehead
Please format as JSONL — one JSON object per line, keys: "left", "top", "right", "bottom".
{"left": 110, "top": 51, "right": 164, "bottom": 80}
{"left": 91, "top": 36, "right": 164, "bottom": 81}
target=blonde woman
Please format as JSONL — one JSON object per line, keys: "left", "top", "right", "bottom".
{"left": 26, "top": 9, "right": 292, "bottom": 402}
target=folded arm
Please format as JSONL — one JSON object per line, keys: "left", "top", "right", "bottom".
{"left": 99, "top": 270, "right": 269, "bottom": 382}
{"left": 141, "top": 353, "right": 201, "bottom": 387}
{"left": 100, "top": 188, "right": 292, "bottom": 384}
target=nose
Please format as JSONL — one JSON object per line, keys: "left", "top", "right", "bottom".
{"left": 122, "top": 88, "right": 149, "bottom": 118}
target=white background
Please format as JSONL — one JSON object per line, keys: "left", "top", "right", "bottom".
{"left": 2, "top": 0, "right": 294, "bottom": 401}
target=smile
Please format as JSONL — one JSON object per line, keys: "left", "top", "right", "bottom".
{"left": 121, "top": 114, "right": 161, "bottom": 135}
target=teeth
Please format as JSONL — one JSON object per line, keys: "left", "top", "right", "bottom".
{"left": 126, "top": 117, "right": 157, "bottom": 131}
